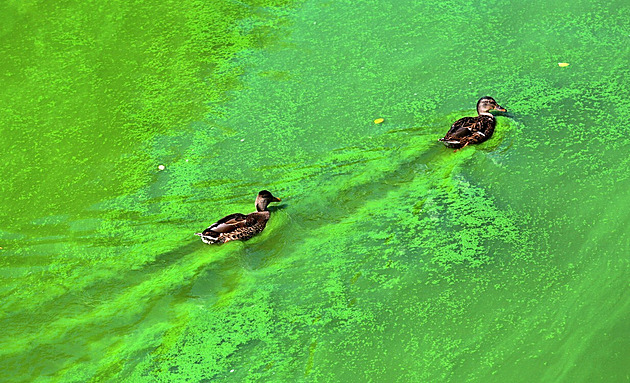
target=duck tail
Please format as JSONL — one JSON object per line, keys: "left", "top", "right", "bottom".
{"left": 195, "top": 231, "right": 222, "bottom": 244}
{"left": 439, "top": 139, "right": 463, "bottom": 148}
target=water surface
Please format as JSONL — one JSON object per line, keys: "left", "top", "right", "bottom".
{"left": 1, "top": 0, "right": 629, "bottom": 381}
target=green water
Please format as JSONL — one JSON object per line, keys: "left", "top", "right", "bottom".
{"left": 1, "top": 0, "right": 629, "bottom": 381}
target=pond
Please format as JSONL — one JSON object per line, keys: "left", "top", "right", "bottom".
{"left": 1, "top": 0, "right": 629, "bottom": 381}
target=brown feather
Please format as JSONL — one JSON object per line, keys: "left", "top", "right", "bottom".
{"left": 440, "top": 115, "right": 496, "bottom": 149}
{"left": 197, "top": 192, "right": 279, "bottom": 244}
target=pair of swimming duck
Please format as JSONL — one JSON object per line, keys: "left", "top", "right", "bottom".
{"left": 197, "top": 97, "right": 506, "bottom": 244}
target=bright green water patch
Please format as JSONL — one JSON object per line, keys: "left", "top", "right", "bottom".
{"left": 0, "top": 0, "right": 298, "bottom": 381}
{"left": 2, "top": 0, "right": 630, "bottom": 382}
{"left": 0, "top": 0, "right": 293, "bottom": 233}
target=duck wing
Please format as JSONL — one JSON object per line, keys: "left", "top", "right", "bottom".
{"left": 464, "top": 116, "right": 496, "bottom": 144}
{"left": 444, "top": 117, "right": 478, "bottom": 139}
{"left": 203, "top": 213, "right": 251, "bottom": 235}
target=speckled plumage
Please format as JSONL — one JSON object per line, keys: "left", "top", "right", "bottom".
{"left": 195, "top": 191, "right": 281, "bottom": 244}
{"left": 439, "top": 97, "right": 506, "bottom": 149}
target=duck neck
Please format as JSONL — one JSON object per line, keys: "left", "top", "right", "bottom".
{"left": 478, "top": 110, "right": 494, "bottom": 117}
{"left": 255, "top": 199, "right": 269, "bottom": 212}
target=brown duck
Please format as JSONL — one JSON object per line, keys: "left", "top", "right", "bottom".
{"left": 439, "top": 96, "right": 507, "bottom": 149}
{"left": 195, "top": 190, "right": 281, "bottom": 244}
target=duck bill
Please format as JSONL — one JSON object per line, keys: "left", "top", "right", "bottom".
{"left": 273, "top": 197, "right": 282, "bottom": 202}
{"left": 494, "top": 105, "right": 507, "bottom": 112}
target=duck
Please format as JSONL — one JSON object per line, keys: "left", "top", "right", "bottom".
{"left": 439, "top": 96, "right": 507, "bottom": 149}
{"left": 195, "top": 190, "right": 281, "bottom": 244}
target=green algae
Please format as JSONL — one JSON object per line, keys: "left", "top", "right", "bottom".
{"left": 2, "top": 0, "right": 630, "bottom": 382}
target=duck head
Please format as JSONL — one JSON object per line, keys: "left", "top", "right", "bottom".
{"left": 477, "top": 96, "right": 507, "bottom": 116}
{"left": 255, "top": 190, "right": 281, "bottom": 212}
